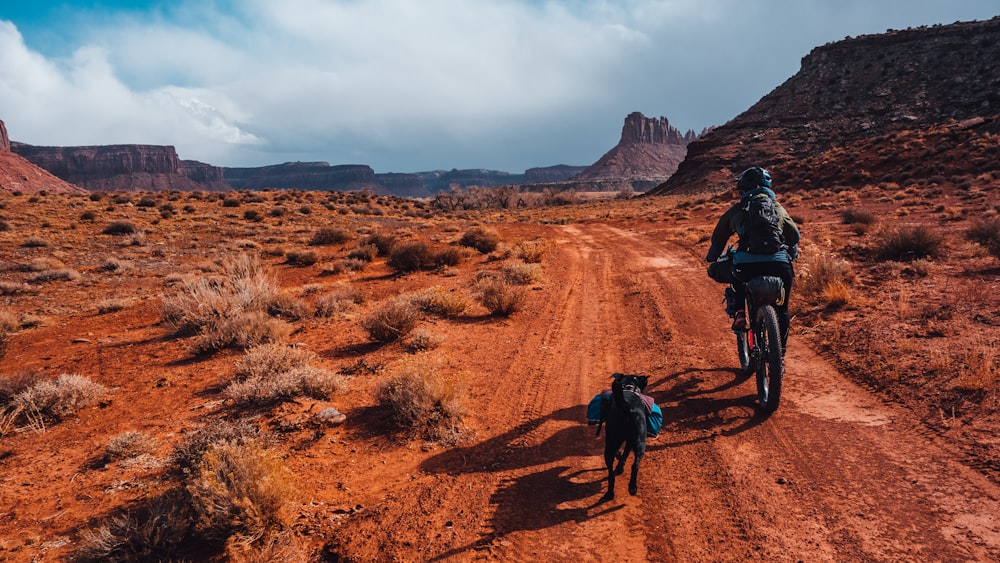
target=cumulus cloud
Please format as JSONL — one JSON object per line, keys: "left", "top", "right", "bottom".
{"left": 2, "top": 1, "right": 998, "bottom": 171}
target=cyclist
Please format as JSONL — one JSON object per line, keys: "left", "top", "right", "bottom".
{"left": 705, "top": 166, "right": 800, "bottom": 351}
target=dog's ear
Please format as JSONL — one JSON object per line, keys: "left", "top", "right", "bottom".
{"left": 637, "top": 375, "right": 649, "bottom": 390}
{"left": 611, "top": 372, "right": 624, "bottom": 382}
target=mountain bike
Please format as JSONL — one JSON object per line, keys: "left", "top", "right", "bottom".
{"left": 733, "top": 275, "right": 785, "bottom": 414}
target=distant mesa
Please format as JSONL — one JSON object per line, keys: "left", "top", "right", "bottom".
{"left": 223, "top": 162, "right": 386, "bottom": 194}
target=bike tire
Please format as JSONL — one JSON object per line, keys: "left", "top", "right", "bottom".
{"left": 754, "top": 304, "right": 784, "bottom": 413}
{"left": 736, "top": 330, "right": 752, "bottom": 374}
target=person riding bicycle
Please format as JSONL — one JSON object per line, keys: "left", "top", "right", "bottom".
{"left": 705, "top": 166, "right": 800, "bottom": 351}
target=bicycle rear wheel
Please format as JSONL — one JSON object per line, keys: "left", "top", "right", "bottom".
{"left": 754, "top": 304, "right": 784, "bottom": 413}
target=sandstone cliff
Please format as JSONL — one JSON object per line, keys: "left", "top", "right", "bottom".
{"left": 0, "top": 120, "right": 87, "bottom": 194}
{"left": 650, "top": 17, "right": 1000, "bottom": 195}
{"left": 375, "top": 173, "right": 430, "bottom": 198}
{"left": 11, "top": 143, "right": 207, "bottom": 191}
{"left": 0, "top": 119, "right": 9, "bottom": 153}
{"left": 524, "top": 165, "right": 588, "bottom": 183}
{"left": 574, "top": 112, "right": 697, "bottom": 183}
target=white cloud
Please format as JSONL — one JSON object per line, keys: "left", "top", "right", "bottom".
{"left": 3, "top": 1, "right": 999, "bottom": 171}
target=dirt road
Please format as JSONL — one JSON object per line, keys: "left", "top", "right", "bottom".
{"left": 329, "top": 222, "right": 1000, "bottom": 562}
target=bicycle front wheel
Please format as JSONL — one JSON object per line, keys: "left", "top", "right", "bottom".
{"left": 754, "top": 304, "right": 784, "bottom": 414}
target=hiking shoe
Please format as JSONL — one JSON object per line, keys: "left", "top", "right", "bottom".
{"left": 732, "top": 311, "right": 748, "bottom": 331}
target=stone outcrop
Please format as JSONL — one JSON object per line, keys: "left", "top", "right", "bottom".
{"left": 11, "top": 143, "right": 206, "bottom": 191}
{"left": 180, "top": 160, "right": 227, "bottom": 190}
{"left": 650, "top": 17, "right": 1000, "bottom": 195}
{"left": 223, "top": 162, "right": 386, "bottom": 193}
{"left": 0, "top": 120, "right": 9, "bottom": 152}
{"left": 573, "top": 112, "right": 698, "bottom": 183}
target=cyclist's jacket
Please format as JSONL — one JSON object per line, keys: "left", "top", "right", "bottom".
{"left": 705, "top": 187, "right": 800, "bottom": 264}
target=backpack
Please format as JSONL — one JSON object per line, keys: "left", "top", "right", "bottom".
{"left": 739, "top": 187, "right": 784, "bottom": 254}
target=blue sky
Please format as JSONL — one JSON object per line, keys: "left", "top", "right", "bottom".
{"left": 1, "top": 1, "right": 997, "bottom": 173}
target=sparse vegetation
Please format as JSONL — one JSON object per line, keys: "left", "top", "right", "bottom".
{"left": 475, "top": 277, "right": 526, "bottom": 316}
{"left": 103, "top": 221, "right": 138, "bottom": 235}
{"left": 10, "top": 373, "right": 108, "bottom": 429}
{"left": 308, "top": 226, "right": 353, "bottom": 246}
{"left": 105, "top": 431, "right": 159, "bottom": 462}
{"left": 409, "top": 286, "right": 469, "bottom": 317}
{"left": 361, "top": 295, "right": 421, "bottom": 342}
{"left": 377, "top": 360, "right": 467, "bottom": 444}
{"left": 966, "top": 217, "right": 1000, "bottom": 259}
{"left": 873, "top": 225, "right": 945, "bottom": 261}
{"left": 458, "top": 227, "right": 501, "bottom": 253}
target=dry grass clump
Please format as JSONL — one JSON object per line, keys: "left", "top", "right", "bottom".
{"left": 360, "top": 232, "right": 398, "bottom": 256}
{"left": 841, "top": 207, "right": 877, "bottom": 225}
{"left": 225, "top": 343, "right": 345, "bottom": 406}
{"left": 873, "top": 225, "right": 944, "bottom": 262}
{"left": 314, "top": 285, "right": 364, "bottom": 317}
{"left": 0, "top": 309, "right": 18, "bottom": 352}
{"left": 386, "top": 241, "right": 436, "bottom": 272}
{"left": 21, "top": 236, "right": 49, "bottom": 248}
{"left": 347, "top": 244, "right": 379, "bottom": 262}
{"left": 475, "top": 277, "right": 526, "bottom": 316}
{"left": 96, "top": 298, "right": 130, "bottom": 314}
{"left": 513, "top": 239, "right": 547, "bottom": 263}
{"left": 267, "top": 291, "right": 310, "bottom": 320}
{"left": 308, "top": 226, "right": 353, "bottom": 246}
{"left": 103, "top": 220, "right": 138, "bottom": 235}
{"left": 377, "top": 361, "right": 468, "bottom": 444}
{"left": 173, "top": 419, "right": 263, "bottom": 474}
{"left": 105, "top": 431, "right": 160, "bottom": 462}
{"left": 458, "top": 227, "right": 501, "bottom": 253}
{"left": 28, "top": 268, "right": 82, "bottom": 283}
{"left": 409, "top": 286, "right": 469, "bottom": 317}
{"left": 500, "top": 260, "right": 543, "bottom": 285}
{"left": 798, "top": 250, "right": 855, "bottom": 308}
{"left": 966, "top": 217, "right": 1000, "bottom": 259}
{"left": 284, "top": 249, "right": 318, "bottom": 266}
{"left": 161, "top": 254, "right": 290, "bottom": 353}
{"left": 11, "top": 373, "right": 108, "bottom": 427}
{"left": 361, "top": 296, "right": 421, "bottom": 342}
{"left": 186, "top": 439, "right": 294, "bottom": 538}
{"left": 404, "top": 328, "right": 444, "bottom": 353}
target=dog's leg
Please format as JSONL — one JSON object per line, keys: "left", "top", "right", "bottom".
{"left": 628, "top": 441, "right": 646, "bottom": 496}
{"left": 602, "top": 444, "right": 617, "bottom": 501}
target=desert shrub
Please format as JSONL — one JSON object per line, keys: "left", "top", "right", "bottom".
{"left": 513, "top": 239, "right": 547, "bottom": 263}
{"left": 873, "top": 225, "right": 944, "bottom": 261}
{"left": 243, "top": 209, "right": 264, "bottom": 222}
{"left": 105, "top": 431, "right": 159, "bottom": 462}
{"left": 360, "top": 232, "right": 398, "bottom": 256}
{"left": 101, "top": 257, "right": 132, "bottom": 272}
{"left": 377, "top": 361, "right": 467, "bottom": 443}
{"left": 841, "top": 207, "right": 876, "bottom": 225}
{"left": 404, "top": 329, "right": 444, "bottom": 353}
{"left": 137, "top": 196, "right": 158, "bottom": 208}
{"left": 409, "top": 286, "right": 468, "bottom": 317}
{"left": 226, "top": 343, "right": 343, "bottom": 406}
{"left": 966, "top": 217, "right": 1000, "bottom": 259}
{"left": 76, "top": 490, "right": 193, "bottom": 562}
{"left": 458, "top": 227, "right": 501, "bottom": 253}
{"left": 433, "top": 246, "right": 464, "bottom": 268}
{"left": 186, "top": 439, "right": 294, "bottom": 538}
{"left": 79, "top": 210, "right": 97, "bottom": 222}
{"left": 103, "top": 221, "right": 138, "bottom": 235}
{"left": 172, "top": 419, "right": 263, "bottom": 474}
{"left": 314, "top": 286, "right": 364, "bottom": 317}
{"left": 21, "top": 236, "right": 49, "bottom": 247}
{"left": 161, "top": 254, "right": 290, "bottom": 353}
{"left": 0, "top": 281, "right": 36, "bottom": 296}
{"left": 190, "top": 310, "right": 291, "bottom": 355}
{"left": 284, "top": 249, "right": 318, "bottom": 266}
{"left": 222, "top": 198, "right": 241, "bottom": 207}
{"left": 387, "top": 241, "right": 435, "bottom": 272}
{"left": 347, "top": 244, "right": 378, "bottom": 262}
{"left": 500, "top": 261, "right": 543, "bottom": 285}
{"left": 29, "top": 268, "right": 82, "bottom": 283}
{"left": 267, "top": 292, "right": 309, "bottom": 320}
{"left": 96, "top": 298, "right": 129, "bottom": 314}
{"left": 799, "top": 251, "right": 854, "bottom": 300}
{"left": 0, "top": 219, "right": 9, "bottom": 231}
{"left": 13, "top": 373, "right": 108, "bottom": 423}
{"left": 361, "top": 296, "right": 421, "bottom": 342}
{"left": 475, "top": 277, "right": 525, "bottom": 317}
{"left": 308, "top": 227, "right": 353, "bottom": 246}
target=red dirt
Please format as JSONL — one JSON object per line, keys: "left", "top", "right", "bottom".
{"left": 1, "top": 192, "right": 999, "bottom": 561}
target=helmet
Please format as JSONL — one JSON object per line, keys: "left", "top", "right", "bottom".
{"left": 737, "top": 167, "right": 771, "bottom": 192}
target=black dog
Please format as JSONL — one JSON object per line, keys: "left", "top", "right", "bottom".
{"left": 602, "top": 373, "right": 648, "bottom": 501}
